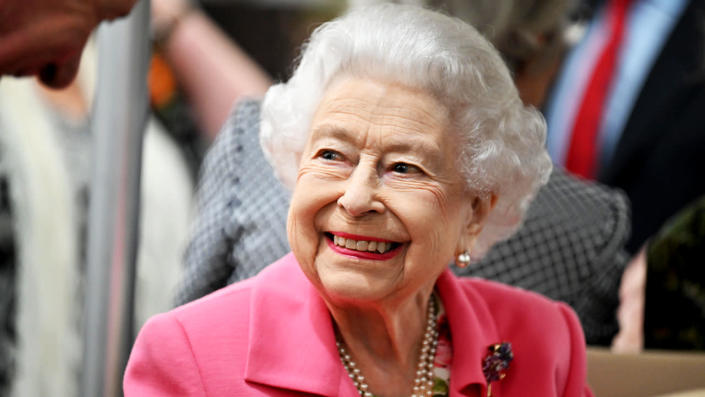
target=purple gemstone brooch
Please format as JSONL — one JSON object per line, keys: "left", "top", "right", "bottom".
{"left": 482, "top": 342, "right": 513, "bottom": 396}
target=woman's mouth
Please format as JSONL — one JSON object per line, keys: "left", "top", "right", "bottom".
{"left": 324, "top": 232, "right": 402, "bottom": 260}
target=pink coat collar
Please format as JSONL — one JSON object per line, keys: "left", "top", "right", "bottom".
{"left": 243, "top": 253, "right": 498, "bottom": 396}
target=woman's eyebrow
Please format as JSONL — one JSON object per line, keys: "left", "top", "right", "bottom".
{"left": 309, "top": 124, "right": 357, "bottom": 143}
{"left": 383, "top": 136, "right": 442, "bottom": 169}
{"left": 310, "top": 124, "right": 443, "bottom": 163}
{"left": 383, "top": 135, "right": 440, "bottom": 155}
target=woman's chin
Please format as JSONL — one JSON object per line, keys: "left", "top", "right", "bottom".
{"left": 314, "top": 260, "right": 401, "bottom": 303}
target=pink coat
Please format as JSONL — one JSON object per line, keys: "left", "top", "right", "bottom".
{"left": 124, "top": 253, "right": 593, "bottom": 396}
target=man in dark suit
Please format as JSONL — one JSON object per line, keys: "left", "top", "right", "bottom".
{"left": 545, "top": 0, "right": 705, "bottom": 253}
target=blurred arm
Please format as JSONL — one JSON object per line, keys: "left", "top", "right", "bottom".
{"left": 153, "top": 0, "right": 272, "bottom": 140}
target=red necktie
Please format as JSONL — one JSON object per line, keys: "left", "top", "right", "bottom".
{"left": 565, "top": 0, "right": 631, "bottom": 179}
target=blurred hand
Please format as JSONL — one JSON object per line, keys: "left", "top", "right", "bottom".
{"left": 0, "top": 0, "right": 137, "bottom": 88}
{"left": 612, "top": 247, "right": 647, "bottom": 353}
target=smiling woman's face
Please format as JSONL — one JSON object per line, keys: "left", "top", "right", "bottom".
{"left": 288, "top": 76, "right": 480, "bottom": 304}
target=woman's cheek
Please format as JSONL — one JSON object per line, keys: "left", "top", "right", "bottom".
{"left": 388, "top": 180, "right": 453, "bottom": 223}
{"left": 289, "top": 168, "right": 342, "bottom": 263}
{"left": 287, "top": 202, "right": 318, "bottom": 270}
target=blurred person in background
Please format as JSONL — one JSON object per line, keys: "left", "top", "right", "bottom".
{"left": 543, "top": 0, "right": 705, "bottom": 254}
{"left": 1, "top": 0, "right": 138, "bottom": 394}
{"left": 613, "top": 194, "right": 705, "bottom": 353}
{"left": 543, "top": 0, "right": 705, "bottom": 354}
{"left": 0, "top": 34, "right": 193, "bottom": 397}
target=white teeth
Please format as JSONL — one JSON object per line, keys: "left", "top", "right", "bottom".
{"left": 377, "top": 242, "right": 387, "bottom": 253}
{"left": 332, "top": 235, "right": 393, "bottom": 253}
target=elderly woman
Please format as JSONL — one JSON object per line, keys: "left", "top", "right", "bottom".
{"left": 125, "top": 4, "right": 591, "bottom": 396}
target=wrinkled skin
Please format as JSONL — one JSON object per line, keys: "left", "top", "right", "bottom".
{"left": 0, "top": 0, "right": 136, "bottom": 88}
{"left": 289, "top": 75, "right": 491, "bottom": 306}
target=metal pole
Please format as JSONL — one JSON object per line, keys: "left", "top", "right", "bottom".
{"left": 81, "top": 1, "right": 150, "bottom": 396}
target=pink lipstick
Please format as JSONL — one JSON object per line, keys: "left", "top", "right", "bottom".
{"left": 325, "top": 236, "right": 403, "bottom": 260}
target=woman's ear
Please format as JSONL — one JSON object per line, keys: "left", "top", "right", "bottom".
{"left": 455, "top": 193, "right": 497, "bottom": 256}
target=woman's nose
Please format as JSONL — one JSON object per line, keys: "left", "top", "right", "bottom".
{"left": 337, "top": 163, "right": 385, "bottom": 217}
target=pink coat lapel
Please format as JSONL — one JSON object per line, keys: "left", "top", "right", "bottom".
{"left": 243, "top": 253, "right": 358, "bottom": 396}
{"left": 436, "top": 269, "right": 499, "bottom": 396}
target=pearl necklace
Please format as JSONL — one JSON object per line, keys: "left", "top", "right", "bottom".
{"left": 336, "top": 296, "right": 439, "bottom": 397}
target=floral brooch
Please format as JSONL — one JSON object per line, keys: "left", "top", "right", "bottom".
{"left": 482, "top": 342, "right": 513, "bottom": 396}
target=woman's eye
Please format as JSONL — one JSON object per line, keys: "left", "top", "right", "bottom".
{"left": 319, "top": 150, "right": 342, "bottom": 161}
{"left": 392, "top": 162, "right": 420, "bottom": 174}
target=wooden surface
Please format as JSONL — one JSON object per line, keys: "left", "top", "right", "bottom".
{"left": 587, "top": 348, "right": 705, "bottom": 397}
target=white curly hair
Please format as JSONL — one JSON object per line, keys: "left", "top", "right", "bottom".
{"left": 260, "top": 3, "right": 552, "bottom": 259}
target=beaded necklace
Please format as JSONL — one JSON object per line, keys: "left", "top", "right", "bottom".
{"left": 336, "top": 294, "right": 450, "bottom": 397}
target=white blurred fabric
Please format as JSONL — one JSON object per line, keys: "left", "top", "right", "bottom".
{"left": 0, "top": 43, "right": 194, "bottom": 396}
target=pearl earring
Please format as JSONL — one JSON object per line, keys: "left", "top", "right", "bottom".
{"left": 456, "top": 251, "right": 471, "bottom": 268}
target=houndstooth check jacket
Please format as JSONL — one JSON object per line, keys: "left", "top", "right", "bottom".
{"left": 177, "top": 100, "right": 630, "bottom": 345}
